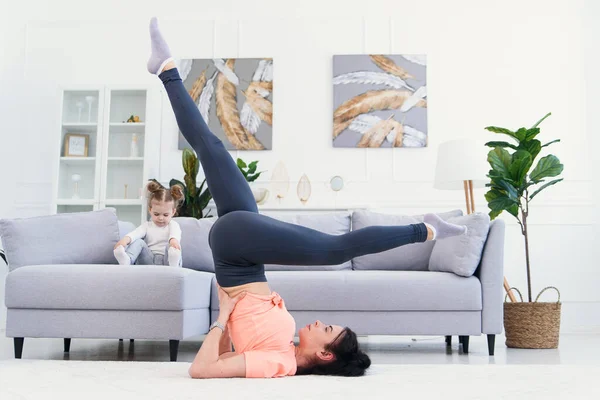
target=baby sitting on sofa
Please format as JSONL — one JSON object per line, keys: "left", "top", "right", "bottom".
{"left": 113, "top": 181, "right": 184, "bottom": 267}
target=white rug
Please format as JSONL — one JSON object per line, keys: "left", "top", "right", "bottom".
{"left": 1, "top": 360, "right": 598, "bottom": 400}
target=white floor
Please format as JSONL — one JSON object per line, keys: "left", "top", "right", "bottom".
{"left": 3, "top": 360, "right": 599, "bottom": 400}
{"left": 1, "top": 329, "right": 599, "bottom": 366}
{"left": 2, "top": 331, "right": 599, "bottom": 399}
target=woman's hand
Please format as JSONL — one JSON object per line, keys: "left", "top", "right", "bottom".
{"left": 217, "top": 284, "right": 246, "bottom": 322}
{"left": 169, "top": 238, "right": 181, "bottom": 250}
{"left": 114, "top": 237, "right": 131, "bottom": 250}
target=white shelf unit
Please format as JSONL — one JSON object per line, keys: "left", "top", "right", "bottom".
{"left": 53, "top": 86, "right": 160, "bottom": 226}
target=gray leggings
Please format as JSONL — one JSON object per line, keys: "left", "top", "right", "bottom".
{"left": 125, "top": 239, "right": 182, "bottom": 267}
{"left": 160, "top": 68, "right": 428, "bottom": 287}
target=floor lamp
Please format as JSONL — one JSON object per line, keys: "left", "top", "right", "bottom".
{"left": 434, "top": 139, "right": 517, "bottom": 303}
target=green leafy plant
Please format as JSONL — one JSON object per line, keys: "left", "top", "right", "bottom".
{"left": 151, "top": 149, "right": 265, "bottom": 219}
{"left": 236, "top": 158, "right": 263, "bottom": 182}
{"left": 484, "top": 112, "right": 564, "bottom": 302}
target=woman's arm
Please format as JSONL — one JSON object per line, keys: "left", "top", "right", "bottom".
{"left": 189, "top": 314, "right": 227, "bottom": 368}
{"left": 188, "top": 315, "right": 245, "bottom": 378}
{"left": 189, "top": 353, "right": 246, "bottom": 378}
{"left": 219, "top": 324, "right": 233, "bottom": 355}
{"left": 188, "top": 288, "right": 246, "bottom": 378}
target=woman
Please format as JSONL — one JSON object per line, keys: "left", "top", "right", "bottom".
{"left": 147, "top": 18, "right": 466, "bottom": 379}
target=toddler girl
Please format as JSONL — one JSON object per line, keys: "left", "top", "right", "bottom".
{"left": 114, "top": 181, "right": 184, "bottom": 267}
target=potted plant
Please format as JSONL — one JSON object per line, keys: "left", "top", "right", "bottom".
{"left": 151, "top": 148, "right": 265, "bottom": 219}
{"left": 484, "top": 112, "right": 564, "bottom": 349}
{"left": 237, "top": 158, "right": 269, "bottom": 204}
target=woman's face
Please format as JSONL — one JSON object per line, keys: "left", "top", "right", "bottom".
{"left": 298, "top": 320, "right": 344, "bottom": 360}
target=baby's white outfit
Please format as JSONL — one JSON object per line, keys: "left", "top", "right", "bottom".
{"left": 114, "top": 220, "right": 182, "bottom": 266}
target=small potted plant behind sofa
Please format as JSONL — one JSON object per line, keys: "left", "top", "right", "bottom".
{"left": 484, "top": 112, "right": 564, "bottom": 349}
{"left": 151, "top": 148, "right": 264, "bottom": 219}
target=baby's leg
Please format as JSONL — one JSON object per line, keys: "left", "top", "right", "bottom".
{"left": 113, "top": 245, "right": 131, "bottom": 265}
{"left": 165, "top": 244, "right": 182, "bottom": 267}
{"left": 163, "top": 243, "right": 183, "bottom": 267}
{"left": 115, "top": 239, "right": 154, "bottom": 265}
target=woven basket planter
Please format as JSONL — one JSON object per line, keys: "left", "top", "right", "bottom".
{"left": 504, "top": 286, "right": 561, "bottom": 349}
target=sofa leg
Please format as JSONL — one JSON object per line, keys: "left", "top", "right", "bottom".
{"left": 459, "top": 336, "right": 469, "bottom": 354}
{"left": 169, "top": 340, "right": 179, "bottom": 362}
{"left": 64, "top": 338, "right": 71, "bottom": 353}
{"left": 445, "top": 336, "right": 452, "bottom": 346}
{"left": 487, "top": 334, "right": 495, "bottom": 356}
{"left": 14, "top": 337, "right": 24, "bottom": 359}
{"left": 130, "top": 339, "right": 134, "bottom": 343}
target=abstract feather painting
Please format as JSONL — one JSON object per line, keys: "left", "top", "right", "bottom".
{"left": 176, "top": 58, "right": 273, "bottom": 150}
{"left": 332, "top": 54, "right": 427, "bottom": 148}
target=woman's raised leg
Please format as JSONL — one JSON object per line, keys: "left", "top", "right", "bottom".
{"left": 213, "top": 212, "right": 440, "bottom": 268}
{"left": 209, "top": 210, "right": 469, "bottom": 287}
{"left": 211, "top": 211, "right": 466, "bottom": 268}
{"left": 148, "top": 18, "right": 257, "bottom": 217}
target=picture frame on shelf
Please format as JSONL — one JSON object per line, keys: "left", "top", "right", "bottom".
{"left": 64, "top": 133, "right": 89, "bottom": 157}
{"left": 55, "top": 86, "right": 154, "bottom": 226}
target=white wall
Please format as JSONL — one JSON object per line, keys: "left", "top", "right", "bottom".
{"left": 1, "top": 0, "right": 598, "bottom": 333}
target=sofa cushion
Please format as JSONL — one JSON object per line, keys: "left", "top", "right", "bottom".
{"left": 5, "top": 264, "right": 213, "bottom": 311}
{"left": 118, "top": 220, "right": 136, "bottom": 239}
{"left": 260, "top": 212, "right": 353, "bottom": 271}
{"left": 210, "top": 270, "right": 482, "bottom": 311}
{"left": 0, "top": 209, "right": 120, "bottom": 271}
{"left": 351, "top": 210, "right": 463, "bottom": 271}
{"left": 429, "top": 212, "right": 491, "bottom": 277}
{"left": 175, "top": 216, "right": 217, "bottom": 272}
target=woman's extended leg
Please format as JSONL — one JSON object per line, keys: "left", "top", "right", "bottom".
{"left": 209, "top": 211, "right": 466, "bottom": 286}
{"left": 148, "top": 18, "right": 257, "bottom": 217}
{"left": 211, "top": 211, "right": 427, "bottom": 267}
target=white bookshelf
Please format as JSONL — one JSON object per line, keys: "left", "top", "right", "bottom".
{"left": 53, "top": 86, "right": 160, "bottom": 226}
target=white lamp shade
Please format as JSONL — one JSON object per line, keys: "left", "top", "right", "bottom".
{"left": 434, "top": 139, "right": 490, "bottom": 190}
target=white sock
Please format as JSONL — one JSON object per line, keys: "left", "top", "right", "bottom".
{"left": 168, "top": 247, "right": 182, "bottom": 267}
{"left": 423, "top": 213, "right": 467, "bottom": 240}
{"left": 114, "top": 246, "right": 131, "bottom": 265}
{"left": 147, "top": 17, "right": 173, "bottom": 75}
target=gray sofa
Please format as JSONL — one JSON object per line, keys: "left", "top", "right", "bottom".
{"left": 1, "top": 207, "right": 504, "bottom": 361}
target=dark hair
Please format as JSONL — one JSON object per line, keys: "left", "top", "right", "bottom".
{"left": 146, "top": 181, "right": 184, "bottom": 213}
{"left": 296, "top": 327, "right": 371, "bottom": 377}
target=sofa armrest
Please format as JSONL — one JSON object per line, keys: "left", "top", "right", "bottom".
{"left": 475, "top": 218, "right": 505, "bottom": 334}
